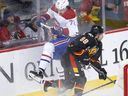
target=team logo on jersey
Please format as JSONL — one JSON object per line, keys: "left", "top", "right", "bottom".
{"left": 88, "top": 47, "right": 98, "bottom": 56}
{"left": 80, "top": 36, "right": 89, "bottom": 44}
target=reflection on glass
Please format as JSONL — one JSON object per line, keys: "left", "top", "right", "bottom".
{"left": 0, "top": 0, "right": 128, "bottom": 49}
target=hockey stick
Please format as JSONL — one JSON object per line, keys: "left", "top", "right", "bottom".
{"left": 40, "top": 23, "right": 54, "bottom": 41}
{"left": 40, "top": 23, "right": 52, "bottom": 30}
{"left": 89, "top": 63, "right": 116, "bottom": 84}
{"left": 82, "top": 79, "right": 116, "bottom": 95}
{"left": 81, "top": 63, "right": 116, "bottom": 95}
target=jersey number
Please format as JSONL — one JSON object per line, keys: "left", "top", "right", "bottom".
{"left": 80, "top": 37, "right": 89, "bottom": 44}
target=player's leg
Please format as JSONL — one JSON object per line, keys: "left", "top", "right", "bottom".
{"left": 73, "top": 63, "right": 87, "bottom": 96}
{"left": 43, "top": 37, "right": 70, "bottom": 91}
{"left": 65, "top": 53, "right": 87, "bottom": 96}
{"left": 29, "top": 42, "right": 54, "bottom": 79}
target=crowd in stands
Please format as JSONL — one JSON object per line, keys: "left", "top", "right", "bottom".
{"left": 0, "top": 0, "right": 124, "bottom": 48}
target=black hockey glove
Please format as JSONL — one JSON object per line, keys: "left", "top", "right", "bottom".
{"left": 25, "top": 22, "right": 38, "bottom": 32}
{"left": 98, "top": 68, "right": 107, "bottom": 80}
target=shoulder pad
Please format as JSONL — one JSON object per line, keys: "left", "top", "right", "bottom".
{"left": 88, "top": 33, "right": 94, "bottom": 37}
{"left": 61, "top": 8, "right": 76, "bottom": 19}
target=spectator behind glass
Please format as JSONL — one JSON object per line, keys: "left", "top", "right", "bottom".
{"left": 79, "top": 0, "right": 101, "bottom": 24}
{"left": 24, "top": 17, "right": 45, "bottom": 41}
{"left": 0, "top": 9, "right": 26, "bottom": 42}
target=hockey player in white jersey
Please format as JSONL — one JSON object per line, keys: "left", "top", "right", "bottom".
{"left": 29, "top": 0, "right": 79, "bottom": 82}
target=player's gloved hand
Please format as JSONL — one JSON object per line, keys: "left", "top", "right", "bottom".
{"left": 31, "top": 16, "right": 46, "bottom": 27}
{"left": 35, "top": 19, "right": 46, "bottom": 27}
{"left": 98, "top": 68, "right": 107, "bottom": 80}
{"left": 51, "top": 27, "right": 63, "bottom": 37}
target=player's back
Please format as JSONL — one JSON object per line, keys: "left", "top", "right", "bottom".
{"left": 69, "top": 32, "right": 97, "bottom": 52}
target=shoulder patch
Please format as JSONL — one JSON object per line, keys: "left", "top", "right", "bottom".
{"left": 61, "top": 8, "right": 76, "bottom": 19}
{"left": 88, "top": 33, "right": 94, "bottom": 37}
{"left": 51, "top": 5, "right": 76, "bottom": 19}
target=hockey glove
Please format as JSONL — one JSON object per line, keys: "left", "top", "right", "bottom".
{"left": 51, "top": 27, "right": 63, "bottom": 37}
{"left": 98, "top": 68, "right": 107, "bottom": 80}
{"left": 35, "top": 19, "right": 46, "bottom": 27}
{"left": 25, "top": 22, "right": 38, "bottom": 32}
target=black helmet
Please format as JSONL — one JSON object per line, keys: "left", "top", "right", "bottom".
{"left": 90, "top": 25, "right": 103, "bottom": 36}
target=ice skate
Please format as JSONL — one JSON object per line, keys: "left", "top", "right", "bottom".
{"left": 29, "top": 70, "right": 44, "bottom": 84}
{"left": 44, "top": 81, "right": 53, "bottom": 92}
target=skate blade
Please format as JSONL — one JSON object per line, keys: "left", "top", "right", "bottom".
{"left": 29, "top": 72, "right": 44, "bottom": 84}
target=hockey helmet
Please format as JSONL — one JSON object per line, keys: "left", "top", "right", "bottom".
{"left": 55, "top": 0, "right": 69, "bottom": 10}
{"left": 90, "top": 25, "right": 103, "bottom": 36}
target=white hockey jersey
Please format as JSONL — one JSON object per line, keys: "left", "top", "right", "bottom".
{"left": 42, "top": 5, "right": 79, "bottom": 37}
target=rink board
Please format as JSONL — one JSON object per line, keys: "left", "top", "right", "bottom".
{"left": 0, "top": 27, "right": 128, "bottom": 96}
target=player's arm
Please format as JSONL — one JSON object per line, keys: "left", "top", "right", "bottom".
{"left": 64, "top": 16, "right": 79, "bottom": 37}
{"left": 42, "top": 5, "right": 56, "bottom": 21}
{"left": 90, "top": 59, "right": 107, "bottom": 80}
{"left": 89, "top": 45, "right": 107, "bottom": 80}
{"left": 50, "top": 9, "right": 79, "bottom": 37}
{"left": 52, "top": 18, "right": 79, "bottom": 38}
{"left": 31, "top": 5, "right": 55, "bottom": 27}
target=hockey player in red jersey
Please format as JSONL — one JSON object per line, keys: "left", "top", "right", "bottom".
{"left": 60, "top": 25, "right": 107, "bottom": 96}
{"left": 29, "top": 0, "right": 79, "bottom": 82}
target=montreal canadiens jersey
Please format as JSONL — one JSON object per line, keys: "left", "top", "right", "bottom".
{"left": 46, "top": 5, "right": 79, "bottom": 37}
